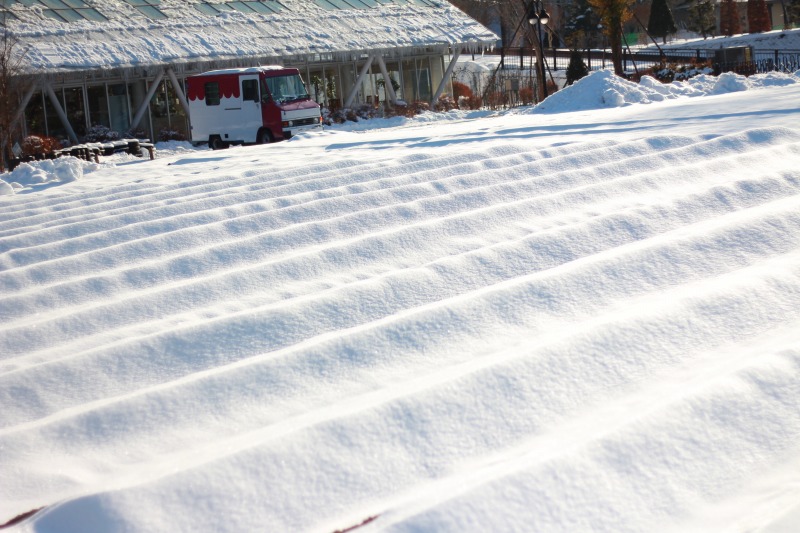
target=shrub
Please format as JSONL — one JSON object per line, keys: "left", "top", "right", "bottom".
{"left": 519, "top": 87, "right": 534, "bottom": 105}
{"left": 451, "top": 80, "right": 474, "bottom": 101}
{"left": 457, "top": 94, "right": 483, "bottom": 110}
{"left": 158, "top": 128, "right": 186, "bottom": 142}
{"left": 384, "top": 101, "right": 430, "bottom": 118}
{"left": 434, "top": 94, "right": 457, "bottom": 112}
{"left": 21, "top": 135, "right": 61, "bottom": 156}
{"left": 566, "top": 51, "right": 590, "bottom": 86}
{"left": 323, "top": 103, "right": 385, "bottom": 125}
{"left": 84, "top": 124, "right": 120, "bottom": 142}
{"left": 647, "top": 59, "right": 714, "bottom": 82}
{"left": 485, "top": 91, "right": 506, "bottom": 109}
{"left": 127, "top": 128, "right": 148, "bottom": 140}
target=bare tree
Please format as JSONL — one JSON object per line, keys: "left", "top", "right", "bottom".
{"left": 1, "top": 18, "right": 30, "bottom": 170}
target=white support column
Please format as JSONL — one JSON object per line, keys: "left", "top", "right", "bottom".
{"left": 167, "top": 68, "right": 190, "bottom": 121}
{"left": 431, "top": 47, "right": 462, "bottom": 105}
{"left": 12, "top": 83, "right": 38, "bottom": 133}
{"left": 375, "top": 56, "right": 398, "bottom": 105}
{"left": 130, "top": 69, "right": 165, "bottom": 132}
{"left": 343, "top": 55, "right": 375, "bottom": 109}
{"left": 44, "top": 84, "right": 79, "bottom": 144}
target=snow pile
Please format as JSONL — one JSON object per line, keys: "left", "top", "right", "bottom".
{"left": 532, "top": 70, "right": 683, "bottom": 112}
{"left": 532, "top": 69, "right": 800, "bottom": 113}
{"left": 152, "top": 140, "right": 203, "bottom": 157}
{"left": 0, "top": 143, "right": 201, "bottom": 194}
{"left": 0, "top": 157, "right": 106, "bottom": 194}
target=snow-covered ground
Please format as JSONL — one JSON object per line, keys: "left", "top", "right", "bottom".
{"left": 653, "top": 27, "right": 800, "bottom": 51}
{"left": 2, "top": 69, "right": 800, "bottom": 533}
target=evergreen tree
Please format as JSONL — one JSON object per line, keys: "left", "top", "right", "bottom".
{"left": 647, "top": 0, "right": 678, "bottom": 44}
{"left": 720, "top": 0, "right": 743, "bottom": 35}
{"left": 566, "top": 50, "right": 590, "bottom": 85}
{"left": 564, "top": 0, "right": 603, "bottom": 50}
{"left": 789, "top": 0, "right": 800, "bottom": 28}
{"left": 687, "top": 0, "right": 716, "bottom": 38}
{"left": 747, "top": 0, "right": 772, "bottom": 32}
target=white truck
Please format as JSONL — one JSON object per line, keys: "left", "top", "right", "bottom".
{"left": 186, "top": 66, "right": 322, "bottom": 149}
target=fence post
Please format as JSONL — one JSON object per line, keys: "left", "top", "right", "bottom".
{"left": 587, "top": 48, "right": 591, "bottom": 71}
{"left": 520, "top": 47, "right": 524, "bottom": 70}
{"left": 775, "top": 49, "right": 779, "bottom": 71}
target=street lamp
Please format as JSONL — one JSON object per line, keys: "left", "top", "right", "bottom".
{"left": 527, "top": 1, "right": 550, "bottom": 100}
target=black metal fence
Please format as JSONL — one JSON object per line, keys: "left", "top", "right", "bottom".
{"left": 496, "top": 47, "right": 800, "bottom": 76}
{"left": 455, "top": 47, "right": 800, "bottom": 108}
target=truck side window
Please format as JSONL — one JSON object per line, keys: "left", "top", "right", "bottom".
{"left": 205, "top": 82, "right": 220, "bottom": 106}
{"left": 242, "top": 79, "right": 258, "bottom": 102}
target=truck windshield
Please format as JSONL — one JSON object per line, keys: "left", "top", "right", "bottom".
{"left": 263, "top": 74, "right": 310, "bottom": 104}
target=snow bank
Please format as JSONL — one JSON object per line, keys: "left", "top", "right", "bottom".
{"left": 532, "top": 69, "right": 800, "bottom": 114}
{"left": 653, "top": 27, "right": 800, "bottom": 52}
{"left": 0, "top": 157, "right": 109, "bottom": 193}
{"left": 0, "top": 144, "right": 199, "bottom": 194}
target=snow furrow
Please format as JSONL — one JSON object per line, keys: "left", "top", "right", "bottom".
{"left": 2, "top": 185, "right": 800, "bottom": 429}
{"left": 6, "top": 255, "right": 800, "bottom": 531}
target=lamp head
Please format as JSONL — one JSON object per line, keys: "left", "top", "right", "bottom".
{"left": 539, "top": 8, "right": 550, "bottom": 25}
{"left": 527, "top": 6, "right": 538, "bottom": 25}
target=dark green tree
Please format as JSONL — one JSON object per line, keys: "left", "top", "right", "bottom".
{"left": 789, "top": 0, "right": 800, "bottom": 27}
{"left": 687, "top": 0, "right": 716, "bottom": 38}
{"left": 563, "top": 0, "right": 603, "bottom": 49}
{"left": 566, "top": 50, "right": 590, "bottom": 85}
{"left": 647, "top": 0, "right": 678, "bottom": 44}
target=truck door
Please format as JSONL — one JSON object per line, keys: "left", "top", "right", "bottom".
{"left": 230, "top": 75, "right": 262, "bottom": 143}
{"left": 259, "top": 76, "right": 283, "bottom": 141}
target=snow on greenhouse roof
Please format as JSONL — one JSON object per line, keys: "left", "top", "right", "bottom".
{"left": 3, "top": 0, "right": 498, "bottom": 75}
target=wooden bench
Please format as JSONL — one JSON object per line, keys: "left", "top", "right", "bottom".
{"left": 139, "top": 142, "right": 156, "bottom": 160}
{"left": 56, "top": 139, "right": 155, "bottom": 161}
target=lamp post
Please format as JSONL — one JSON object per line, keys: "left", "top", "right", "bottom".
{"left": 527, "top": 0, "right": 550, "bottom": 101}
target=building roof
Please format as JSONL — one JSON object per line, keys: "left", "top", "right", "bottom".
{"left": 2, "top": 0, "right": 498, "bottom": 77}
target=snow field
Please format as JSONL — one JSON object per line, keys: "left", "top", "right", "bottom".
{"left": 2, "top": 74, "right": 800, "bottom": 532}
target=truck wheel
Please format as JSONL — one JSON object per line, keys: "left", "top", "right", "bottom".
{"left": 257, "top": 129, "right": 274, "bottom": 144}
{"left": 209, "top": 136, "right": 228, "bottom": 150}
